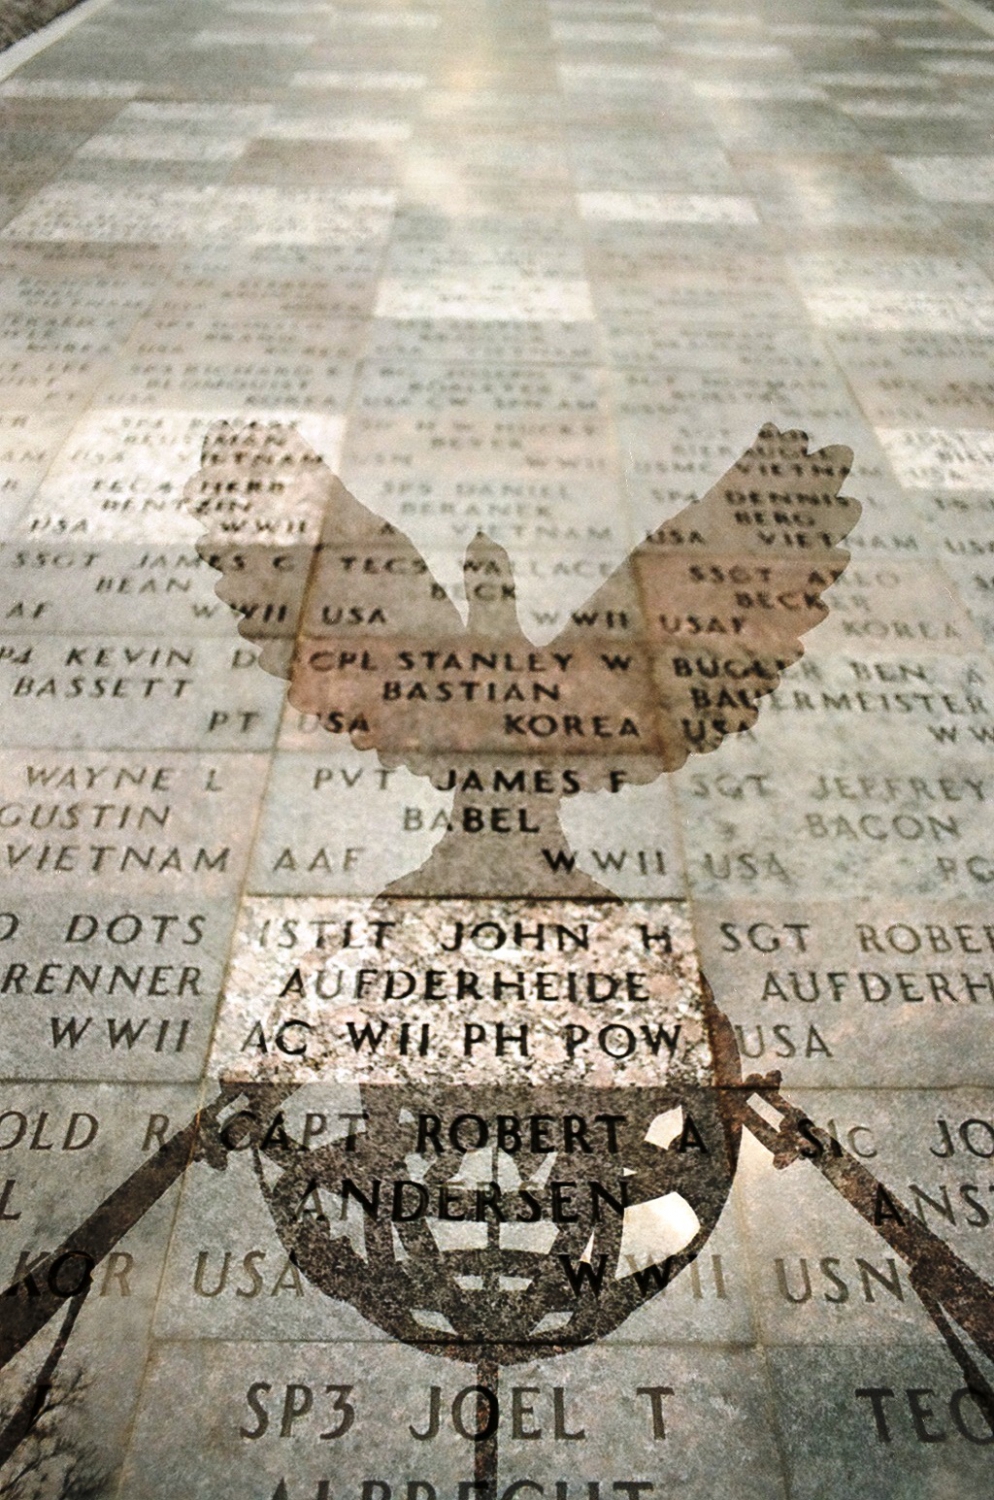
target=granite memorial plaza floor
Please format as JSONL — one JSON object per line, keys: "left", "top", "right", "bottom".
{"left": 1, "top": 0, "right": 994, "bottom": 1496}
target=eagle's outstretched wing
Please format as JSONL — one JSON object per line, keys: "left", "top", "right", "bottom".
{"left": 185, "top": 421, "right": 514, "bottom": 771}
{"left": 187, "top": 418, "right": 463, "bottom": 653}
{"left": 549, "top": 422, "right": 859, "bottom": 780}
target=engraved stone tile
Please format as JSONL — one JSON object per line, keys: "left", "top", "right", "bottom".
{"left": 877, "top": 427, "right": 994, "bottom": 489}
{"left": 247, "top": 749, "right": 685, "bottom": 900}
{"left": 677, "top": 709, "right": 994, "bottom": 908}
{"left": 823, "top": 329, "right": 994, "bottom": 429}
{"left": 808, "top": 71, "right": 942, "bottom": 89}
{"left": 0, "top": 541, "right": 247, "bottom": 637}
{"left": 0, "top": 410, "right": 74, "bottom": 519}
{"left": 76, "top": 132, "right": 247, "bottom": 164}
{"left": 200, "top": 186, "right": 396, "bottom": 246}
{"left": 558, "top": 772, "right": 687, "bottom": 900}
{"left": 0, "top": 634, "right": 284, "bottom": 750}
{"left": 937, "top": 557, "right": 994, "bottom": 648}
{"left": 118, "top": 1340, "right": 493, "bottom": 1497}
{"left": 340, "top": 360, "right": 620, "bottom": 530}
{"left": 0, "top": 182, "right": 395, "bottom": 246}
{"left": 598, "top": 318, "right": 827, "bottom": 375}
{"left": 211, "top": 897, "right": 709, "bottom": 1087}
{"left": 695, "top": 899, "right": 994, "bottom": 1088}
{"left": 618, "top": 409, "right": 868, "bottom": 528}
{"left": 798, "top": 558, "right": 984, "bottom": 654}
{"left": 579, "top": 192, "right": 759, "bottom": 225}
{"left": 613, "top": 364, "right": 861, "bottom": 437}
{"left": 0, "top": 79, "right": 144, "bottom": 99}
{"left": 551, "top": 22, "right": 659, "bottom": 43}
{"left": 366, "top": 317, "right": 603, "bottom": 366}
{"left": 0, "top": 181, "right": 222, "bottom": 243}
{"left": 0, "top": 1081, "right": 199, "bottom": 1493}
{"left": 152, "top": 1088, "right": 392, "bottom": 1342}
{"left": 916, "top": 488, "right": 994, "bottom": 555}
{"left": 468, "top": 1347, "right": 787, "bottom": 1498}
{"left": 291, "top": 70, "right": 428, "bottom": 91}
{"left": 261, "top": 115, "right": 412, "bottom": 142}
{"left": 0, "top": 351, "right": 102, "bottom": 419}
{"left": 149, "top": 1101, "right": 747, "bottom": 1344}
{"left": 708, "top": 103, "right": 870, "bottom": 153}
{"left": 557, "top": 60, "right": 687, "bottom": 94}
{"left": 890, "top": 155, "right": 994, "bottom": 202}
{"left": 19, "top": 408, "right": 346, "bottom": 542}
{"left": 374, "top": 275, "right": 594, "bottom": 324}
{"left": 737, "top": 1087, "right": 994, "bottom": 1346}
{"left": 591, "top": 273, "right": 808, "bottom": 336}
{"left": 247, "top": 747, "right": 451, "bottom": 898}
{"left": 768, "top": 1343, "right": 994, "bottom": 1498}
{"left": 120, "top": 298, "right": 370, "bottom": 372}
{"left": 0, "top": 895, "right": 236, "bottom": 1080}
{"left": 836, "top": 97, "right": 978, "bottom": 117}
{"left": 791, "top": 252, "right": 994, "bottom": 295}
{"left": 790, "top": 253, "right": 994, "bottom": 329}
{"left": 741, "top": 162, "right": 941, "bottom": 232}
{"left": 329, "top": 478, "right": 633, "bottom": 560}
{"left": 921, "top": 56, "right": 994, "bottom": 76}
{"left": 0, "top": 748, "right": 265, "bottom": 893}
{"left": 570, "top": 138, "right": 734, "bottom": 193}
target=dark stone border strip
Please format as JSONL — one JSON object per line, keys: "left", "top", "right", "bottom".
{"left": 0, "top": 0, "right": 86, "bottom": 54}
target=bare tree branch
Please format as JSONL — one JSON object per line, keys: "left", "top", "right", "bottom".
{"left": 0, "top": 1365, "right": 108, "bottom": 1500}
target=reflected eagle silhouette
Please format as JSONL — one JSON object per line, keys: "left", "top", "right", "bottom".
{"left": 6, "top": 429, "right": 994, "bottom": 1461}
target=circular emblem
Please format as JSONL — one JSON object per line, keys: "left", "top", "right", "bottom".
{"left": 257, "top": 1074, "right": 740, "bottom": 1362}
